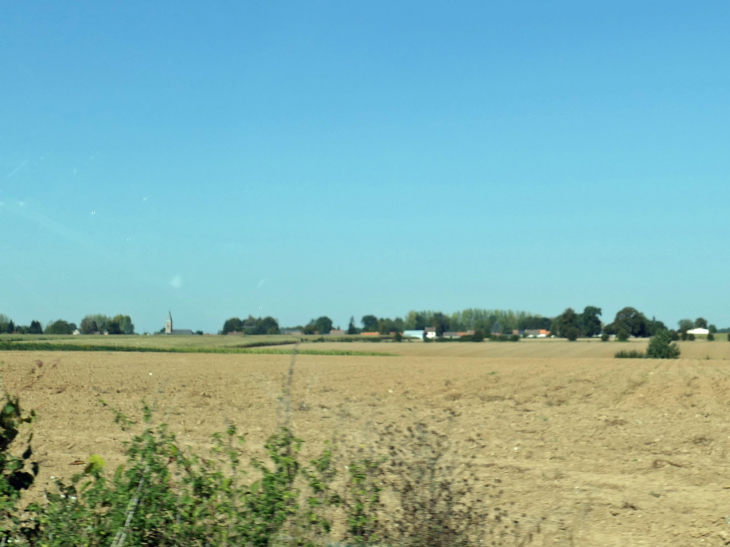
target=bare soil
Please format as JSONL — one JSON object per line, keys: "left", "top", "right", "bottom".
{"left": 2, "top": 341, "right": 730, "bottom": 545}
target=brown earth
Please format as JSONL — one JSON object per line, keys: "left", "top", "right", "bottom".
{"left": 2, "top": 340, "right": 730, "bottom": 546}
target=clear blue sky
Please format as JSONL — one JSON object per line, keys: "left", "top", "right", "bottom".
{"left": 2, "top": 1, "right": 729, "bottom": 333}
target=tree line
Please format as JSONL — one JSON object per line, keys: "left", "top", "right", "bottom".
{"left": 219, "top": 307, "right": 722, "bottom": 341}
{"left": 0, "top": 314, "right": 135, "bottom": 335}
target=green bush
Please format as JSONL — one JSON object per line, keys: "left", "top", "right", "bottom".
{"left": 688, "top": 333, "right": 696, "bottom": 341}
{"left": 472, "top": 329, "right": 485, "bottom": 342}
{"left": 615, "top": 349, "right": 646, "bottom": 359}
{"left": 2, "top": 397, "right": 534, "bottom": 547}
{"left": 707, "top": 333, "right": 715, "bottom": 342}
{"left": 646, "top": 331, "right": 681, "bottom": 359}
{"left": 489, "top": 334, "right": 519, "bottom": 342}
{"left": 601, "top": 333, "right": 609, "bottom": 342}
{"left": 617, "top": 329, "right": 629, "bottom": 342}
{"left": 564, "top": 327, "right": 580, "bottom": 341}
{"left": 0, "top": 394, "right": 37, "bottom": 536}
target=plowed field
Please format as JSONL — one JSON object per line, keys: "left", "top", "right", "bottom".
{"left": 2, "top": 340, "right": 730, "bottom": 545}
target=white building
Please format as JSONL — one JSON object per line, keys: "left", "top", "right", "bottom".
{"left": 403, "top": 330, "right": 424, "bottom": 340}
{"left": 687, "top": 328, "right": 709, "bottom": 335}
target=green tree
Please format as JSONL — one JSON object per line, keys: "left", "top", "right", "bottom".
{"left": 80, "top": 316, "right": 97, "bottom": 334}
{"left": 256, "top": 316, "right": 280, "bottom": 335}
{"left": 677, "top": 319, "right": 694, "bottom": 334}
{"left": 608, "top": 307, "right": 650, "bottom": 338}
{"left": 0, "top": 314, "right": 9, "bottom": 333}
{"left": 580, "top": 306, "right": 602, "bottom": 337}
{"left": 553, "top": 308, "right": 581, "bottom": 338}
{"left": 44, "top": 320, "right": 76, "bottom": 335}
{"left": 431, "top": 312, "right": 450, "bottom": 337}
{"left": 80, "top": 314, "right": 111, "bottom": 334}
{"left": 222, "top": 317, "right": 244, "bottom": 334}
{"left": 6, "top": 320, "right": 15, "bottom": 334}
{"left": 617, "top": 329, "right": 629, "bottom": 342}
{"left": 709, "top": 324, "right": 718, "bottom": 334}
{"left": 314, "top": 316, "right": 333, "bottom": 335}
{"left": 472, "top": 329, "right": 485, "bottom": 342}
{"left": 377, "top": 318, "right": 395, "bottom": 335}
{"left": 361, "top": 315, "right": 379, "bottom": 332}
{"left": 695, "top": 317, "right": 708, "bottom": 329}
{"left": 106, "top": 320, "right": 122, "bottom": 335}
{"left": 112, "top": 314, "right": 134, "bottom": 335}
{"left": 404, "top": 311, "right": 427, "bottom": 330}
{"left": 646, "top": 330, "right": 681, "bottom": 359}
{"left": 28, "top": 321, "right": 43, "bottom": 335}
{"left": 347, "top": 317, "right": 358, "bottom": 335}
{"left": 564, "top": 327, "right": 580, "bottom": 341}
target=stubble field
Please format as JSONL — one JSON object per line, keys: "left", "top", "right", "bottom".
{"left": 2, "top": 339, "right": 730, "bottom": 545}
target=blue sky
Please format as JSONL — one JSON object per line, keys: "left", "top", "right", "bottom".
{"left": 2, "top": 1, "right": 729, "bottom": 333}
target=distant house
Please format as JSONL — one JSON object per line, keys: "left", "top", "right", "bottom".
{"left": 424, "top": 327, "right": 437, "bottom": 339}
{"left": 457, "top": 331, "right": 475, "bottom": 337}
{"left": 281, "top": 329, "right": 302, "bottom": 335}
{"left": 403, "top": 330, "right": 424, "bottom": 340}
{"left": 525, "top": 329, "right": 550, "bottom": 338}
{"left": 360, "top": 332, "right": 381, "bottom": 337}
{"left": 164, "top": 312, "right": 194, "bottom": 335}
{"left": 687, "top": 328, "right": 709, "bottom": 335}
{"left": 72, "top": 329, "right": 81, "bottom": 336}
{"left": 442, "top": 331, "right": 460, "bottom": 339}
{"left": 329, "top": 329, "right": 345, "bottom": 336}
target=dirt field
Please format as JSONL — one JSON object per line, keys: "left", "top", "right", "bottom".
{"left": 2, "top": 340, "right": 730, "bottom": 545}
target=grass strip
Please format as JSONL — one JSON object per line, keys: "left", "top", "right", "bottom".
{"left": 0, "top": 341, "right": 393, "bottom": 357}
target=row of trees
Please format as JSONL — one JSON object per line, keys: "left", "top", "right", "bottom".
{"left": 221, "top": 316, "right": 281, "bottom": 335}
{"left": 0, "top": 314, "right": 134, "bottom": 335}
{"left": 340, "top": 310, "right": 553, "bottom": 337}
{"left": 219, "top": 307, "right": 721, "bottom": 340}
{"left": 552, "top": 307, "right": 718, "bottom": 340}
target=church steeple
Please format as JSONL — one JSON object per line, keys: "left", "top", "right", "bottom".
{"left": 165, "top": 311, "right": 173, "bottom": 335}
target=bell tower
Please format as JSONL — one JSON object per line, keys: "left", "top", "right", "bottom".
{"left": 165, "top": 311, "right": 173, "bottom": 335}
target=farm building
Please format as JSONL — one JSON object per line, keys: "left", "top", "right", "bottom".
{"left": 687, "top": 328, "right": 710, "bottom": 335}
{"left": 403, "top": 330, "right": 424, "bottom": 340}
{"left": 329, "top": 329, "right": 346, "bottom": 336}
{"left": 424, "top": 327, "right": 437, "bottom": 339}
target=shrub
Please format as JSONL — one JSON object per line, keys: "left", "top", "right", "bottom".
{"left": 601, "top": 333, "right": 609, "bottom": 342}
{"left": 707, "top": 333, "right": 715, "bottom": 341}
{"left": 0, "top": 394, "right": 38, "bottom": 541}
{"left": 615, "top": 349, "right": 646, "bottom": 359}
{"left": 646, "top": 330, "right": 681, "bottom": 359}
{"left": 564, "top": 327, "right": 580, "bottom": 342}
{"left": 669, "top": 330, "right": 680, "bottom": 341}
{"left": 0, "top": 397, "right": 543, "bottom": 547}
{"left": 472, "top": 329, "right": 485, "bottom": 342}
{"left": 688, "top": 333, "right": 696, "bottom": 341}
{"left": 617, "top": 329, "right": 629, "bottom": 342}
{"left": 510, "top": 334, "right": 520, "bottom": 342}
